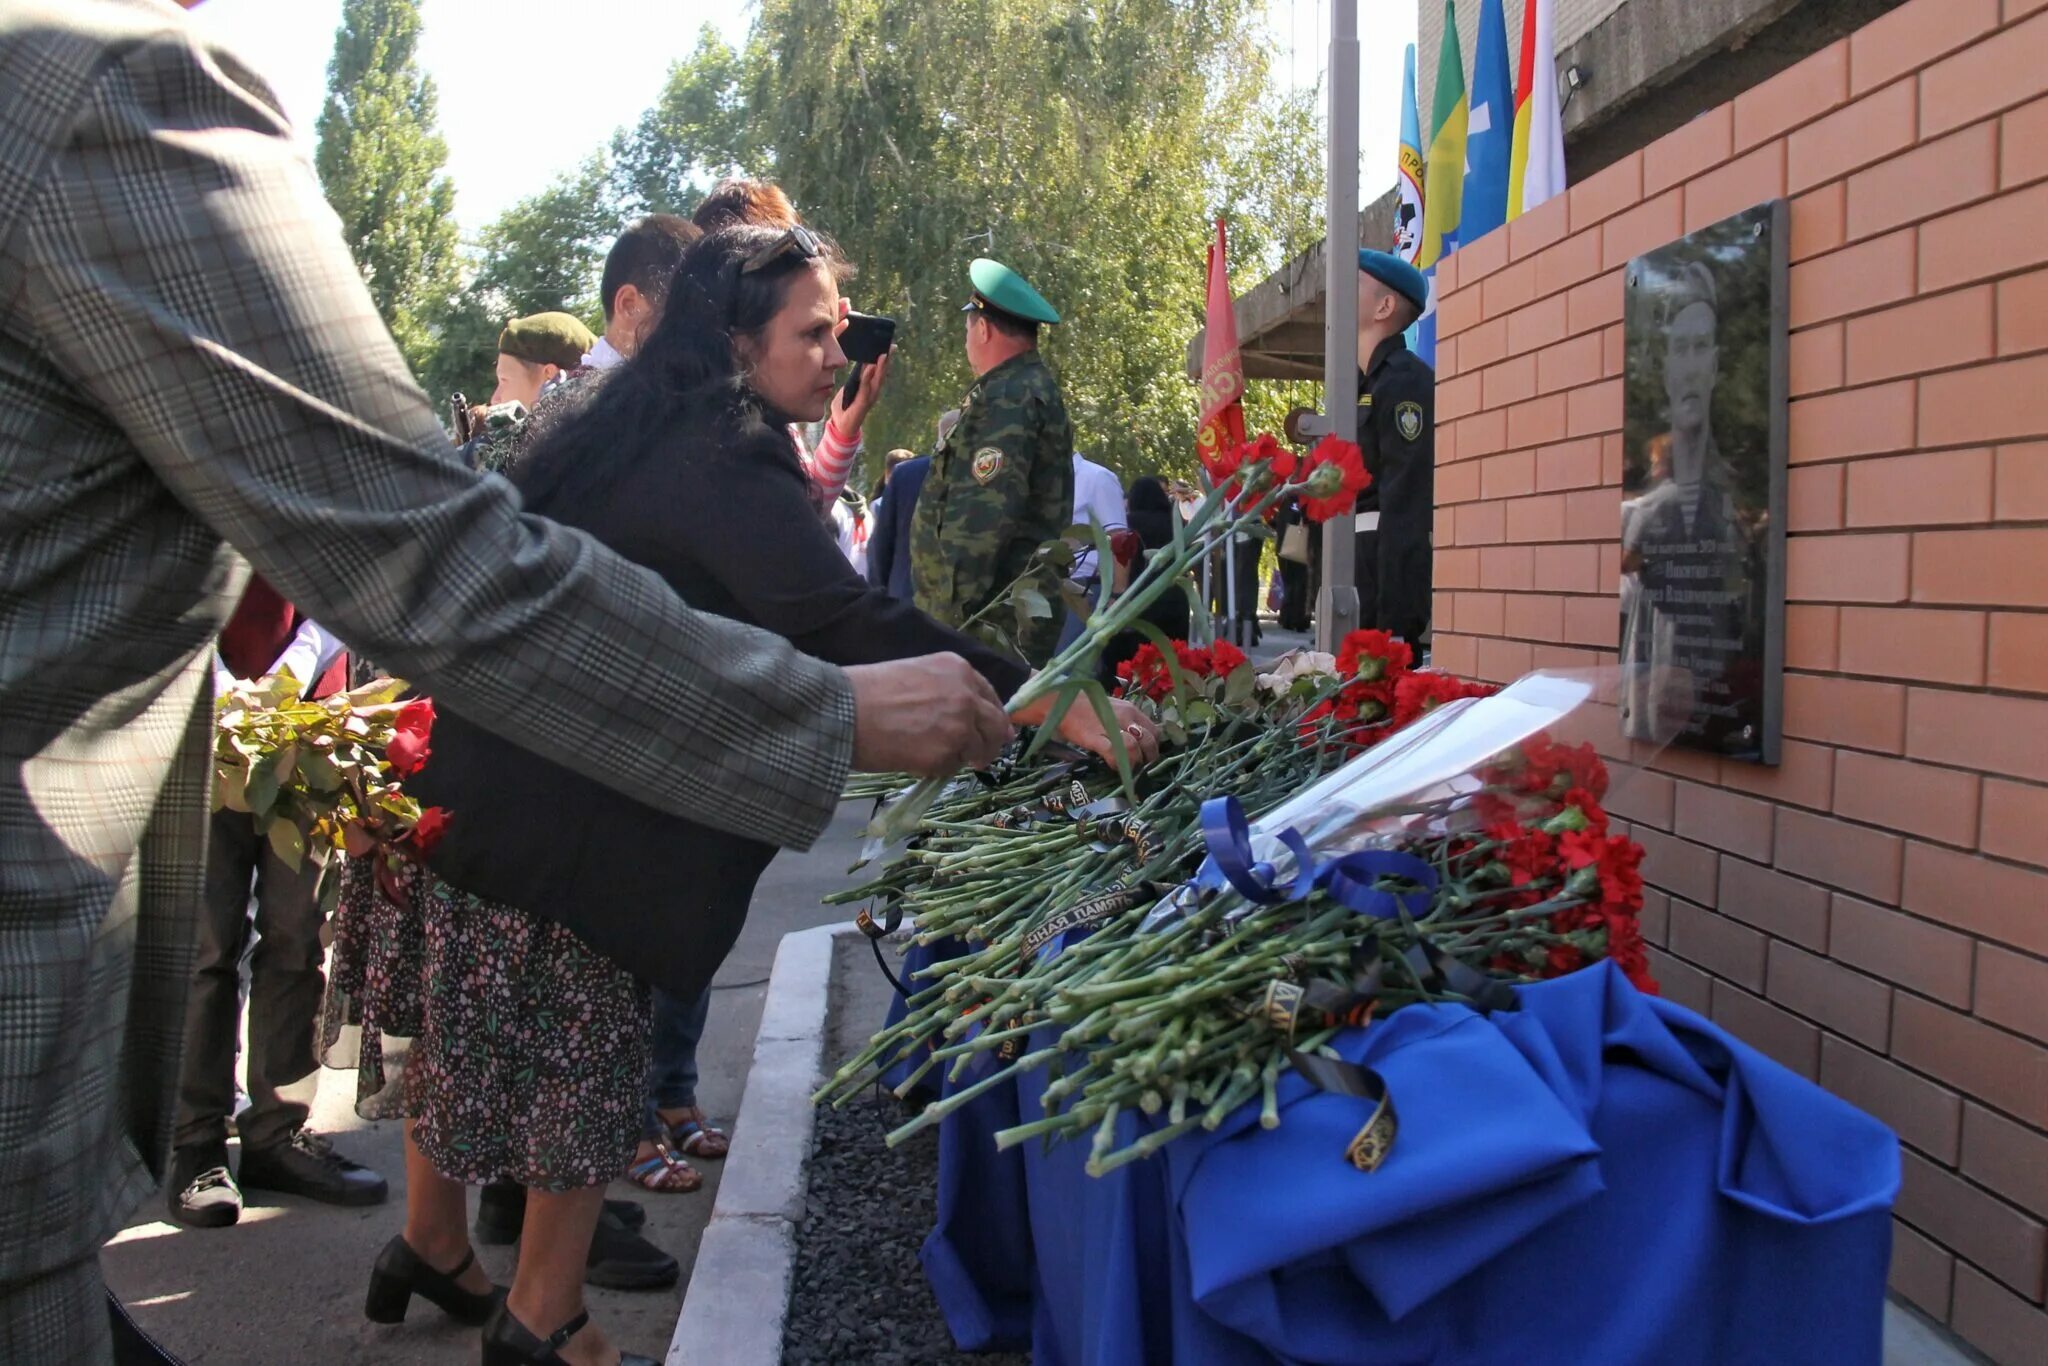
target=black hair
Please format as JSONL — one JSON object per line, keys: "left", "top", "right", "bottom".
{"left": 1127, "top": 475, "right": 1174, "bottom": 550}
{"left": 599, "top": 214, "right": 702, "bottom": 322}
{"left": 519, "top": 224, "right": 847, "bottom": 511}
{"left": 975, "top": 306, "right": 1039, "bottom": 345}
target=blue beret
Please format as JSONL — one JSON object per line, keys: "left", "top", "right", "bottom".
{"left": 1359, "top": 249, "right": 1428, "bottom": 316}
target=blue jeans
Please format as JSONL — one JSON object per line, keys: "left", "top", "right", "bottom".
{"left": 1056, "top": 576, "right": 1101, "bottom": 653}
{"left": 642, "top": 987, "right": 709, "bottom": 1138}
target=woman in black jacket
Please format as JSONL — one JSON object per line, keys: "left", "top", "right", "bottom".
{"left": 351, "top": 224, "right": 1152, "bottom": 1366}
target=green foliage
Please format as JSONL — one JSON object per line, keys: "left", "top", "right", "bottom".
{"left": 314, "top": 0, "right": 461, "bottom": 376}
{"left": 612, "top": 26, "right": 751, "bottom": 216}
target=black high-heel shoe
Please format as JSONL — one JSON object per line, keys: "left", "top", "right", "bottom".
{"left": 364, "top": 1234, "right": 501, "bottom": 1326}
{"left": 479, "top": 1301, "right": 656, "bottom": 1366}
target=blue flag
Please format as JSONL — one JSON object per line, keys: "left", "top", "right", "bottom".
{"left": 1461, "top": 0, "right": 1515, "bottom": 244}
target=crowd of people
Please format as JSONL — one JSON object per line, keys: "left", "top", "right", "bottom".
{"left": 0, "top": 4, "right": 1439, "bottom": 1364}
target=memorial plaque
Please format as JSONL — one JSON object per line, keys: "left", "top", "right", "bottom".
{"left": 1619, "top": 201, "right": 1787, "bottom": 764}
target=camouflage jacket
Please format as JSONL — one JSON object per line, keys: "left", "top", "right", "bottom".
{"left": 910, "top": 350, "right": 1076, "bottom": 664}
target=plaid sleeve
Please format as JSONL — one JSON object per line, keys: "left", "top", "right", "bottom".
{"left": 16, "top": 34, "right": 854, "bottom": 850}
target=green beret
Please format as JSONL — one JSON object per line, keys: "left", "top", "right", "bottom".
{"left": 498, "top": 311, "right": 596, "bottom": 371}
{"left": 1358, "top": 249, "right": 1428, "bottom": 317}
{"left": 961, "top": 257, "right": 1061, "bottom": 326}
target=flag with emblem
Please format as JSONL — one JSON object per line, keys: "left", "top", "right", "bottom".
{"left": 1197, "top": 217, "right": 1246, "bottom": 480}
{"left": 1415, "top": 1, "right": 1469, "bottom": 368}
{"left": 1396, "top": 43, "right": 1425, "bottom": 268}
{"left": 1462, "top": 0, "right": 1515, "bottom": 243}
{"left": 1508, "top": 0, "right": 1568, "bottom": 220}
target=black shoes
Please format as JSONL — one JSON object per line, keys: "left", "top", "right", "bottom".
{"left": 168, "top": 1145, "right": 241, "bottom": 1228}
{"left": 584, "top": 1206, "right": 679, "bottom": 1291}
{"left": 363, "top": 1234, "right": 502, "bottom": 1326}
{"left": 237, "top": 1128, "right": 388, "bottom": 1207}
{"left": 473, "top": 1180, "right": 645, "bottom": 1245}
{"left": 480, "top": 1302, "right": 655, "bottom": 1366}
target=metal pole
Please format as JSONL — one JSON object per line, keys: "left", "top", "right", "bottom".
{"left": 1316, "top": 0, "right": 1361, "bottom": 653}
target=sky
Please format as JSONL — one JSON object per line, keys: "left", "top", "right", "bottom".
{"left": 195, "top": 0, "right": 1415, "bottom": 240}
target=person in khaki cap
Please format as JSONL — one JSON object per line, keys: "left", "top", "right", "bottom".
{"left": 490, "top": 311, "right": 597, "bottom": 411}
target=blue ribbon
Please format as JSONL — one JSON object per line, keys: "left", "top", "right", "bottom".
{"left": 1196, "top": 794, "right": 1438, "bottom": 920}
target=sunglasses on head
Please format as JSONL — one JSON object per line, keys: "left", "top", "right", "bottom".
{"left": 739, "top": 225, "right": 823, "bottom": 276}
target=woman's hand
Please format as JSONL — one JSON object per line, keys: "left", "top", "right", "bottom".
{"left": 1010, "top": 692, "right": 1160, "bottom": 768}
{"left": 830, "top": 345, "right": 895, "bottom": 438}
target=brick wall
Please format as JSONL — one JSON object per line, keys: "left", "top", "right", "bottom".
{"left": 1427, "top": 1, "right": 2048, "bottom": 1360}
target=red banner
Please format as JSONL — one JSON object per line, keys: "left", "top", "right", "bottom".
{"left": 1196, "top": 218, "right": 1245, "bottom": 478}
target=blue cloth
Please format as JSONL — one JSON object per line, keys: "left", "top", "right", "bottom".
{"left": 1461, "top": 0, "right": 1516, "bottom": 242}
{"left": 643, "top": 985, "right": 710, "bottom": 1132}
{"left": 866, "top": 456, "right": 928, "bottom": 600}
{"left": 922, "top": 961, "right": 1899, "bottom": 1364}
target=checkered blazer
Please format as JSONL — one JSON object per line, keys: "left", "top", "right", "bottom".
{"left": 0, "top": 0, "right": 854, "bottom": 1282}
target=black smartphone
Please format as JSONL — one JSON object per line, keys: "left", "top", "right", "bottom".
{"left": 841, "top": 311, "right": 897, "bottom": 364}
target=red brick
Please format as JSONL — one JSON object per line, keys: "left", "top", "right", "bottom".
{"left": 1505, "top": 394, "right": 1568, "bottom": 449}
{"left": 1922, "top": 179, "right": 2048, "bottom": 292}
{"left": 1639, "top": 887, "right": 1672, "bottom": 946}
{"left": 1821, "top": 1034, "right": 1963, "bottom": 1162}
{"left": 1505, "top": 293, "right": 1569, "bottom": 356}
{"left": 1887, "top": 1219, "right": 1955, "bottom": 1320}
{"left": 1480, "top": 449, "right": 1536, "bottom": 501}
{"left": 1457, "top": 407, "right": 1509, "bottom": 460}
{"left": 1437, "top": 372, "right": 1481, "bottom": 422}
{"left": 1718, "top": 855, "right": 1832, "bottom": 948}
{"left": 1995, "top": 442, "right": 2048, "bottom": 519}
{"left": 1844, "top": 445, "right": 1995, "bottom": 525}
{"left": 1565, "top": 380, "right": 1621, "bottom": 439}
{"left": 1431, "top": 632, "right": 1478, "bottom": 676}
{"left": 1648, "top": 747, "right": 1725, "bottom": 786}
{"left": 1997, "top": 267, "right": 2048, "bottom": 356}
{"left": 1832, "top": 894, "right": 1977, "bottom": 1005}
{"left": 1454, "top": 500, "right": 1505, "bottom": 546}
{"left": 1919, "top": 10, "right": 2048, "bottom": 138}
{"left": 1767, "top": 941, "right": 1893, "bottom": 1049}
{"left": 1963, "top": 1103, "right": 2048, "bottom": 1221}
{"left": 1686, "top": 144, "right": 1789, "bottom": 234}
{"left": 1789, "top": 323, "right": 1845, "bottom": 397}
{"left": 1892, "top": 993, "right": 2048, "bottom": 1127}
{"left": 1438, "top": 336, "right": 1461, "bottom": 379}
{"left": 1976, "top": 943, "right": 2048, "bottom": 1044}
{"left": 1478, "top": 544, "right": 1536, "bottom": 591}
{"left": 1454, "top": 591, "right": 1506, "bottom": 637}
{"left": 1568, "top": 151, "right": 1642, "bottom": 233}
{"left": 1530, "top": 644, "right": 1604, "bottom": 673}
{"left": 1437, "top": 282, "right": 1484, "bottom": 338}
{"left": 1897, "top": 1150, "right": 2048, "bottom": 1300}
{"left": 1503, "top": 494, "right": 1566, "bottom": 544}
{"left": 1711, "top": 980, "right": 1822, "bottom": 1079}
{"left": 1788, "top": 230, "right": 1918, "bottom": 327}
{"left": 1910, "top": 686, "right": 2048, "bottom": 783}
{"left": 1783, "top": 672, "right": 1908, "bottom": 751}
{"left": 1838, "top": 606, "right": 1988, "bottom": 687}
{"left": 1721, "top": 738, "right": 1837, "bottom": 811}
{"left": 1648, "top": 947, "right": 1712, "bottom": 1015}
{"left": 1848, "top": 122, "right": 1999, "bottom": 242}
{"left": 1787, "top": 381, "right": 1917, "bottom": 462}
{"left": 1565, "top": 271, "right": 1624, "bottom": 337}
{"left": 1535, "top": 333, "right": 1603, "bottom": 395}
{"left": 1903, "top": 842, "right": 2048, "bottom": 957}
{"left": 1951, "top": 1263, "right": 2048, "bottom": 1366}
{"left": 1635, "top": 826, "right": 1720, "bottom": 906}
{"left": 1434, "top": 505, "right": 1458, "bottom": 546}
{"left": 1645, "top": 105, "right": 1735, "bottom": 196}
{"left": 1438, "top": 252, "right": 1461, "bottom": 298}
{"left": 2004, "top": 93, "right": 2048, "bottom": 189}
{"left": 1530, "top": 542, "right": 1600, "bottom": 593}
{"left": 1736, "top": 41, "right": 1851, "bottom": 149}
{"left": 1849, "top": 0, "right": 2001, "bottom": 96}
{"left": 1508, "top": 190, "right": 1571, "bottom": 261}
{"left": 1785, "top": 533, "right": 1911, "bottom": 603}
{"left": 1787, "top": 465, "right": 1844, "bottom": 531}
{"left": 1785, "top": 603, "right": 1840, "bottom": 670}
{"left": 1534, "top": 437, "right": 1603, "bottom": 492}
{"left": 1479, "top": 353, "right": 1536, "bottom": 410}
{"left": 1480, "top": 258, "right": 1537, "bottom": 320}
{"left": 1600, "top": 190, "right": 1684, "bottom": 272}
{"left": 1437, "top": 458, "right": 1481, "bottom": 505}
{"left": 1980, "top": 777, "right": 2048, "bottom": 868}
{"left": 1563, "top": 487, "right": 1620, "bottom": 543}
{"left": 1914, "top": 529, "right": 2048, "bottom": 608}
{"left": 1560, "top": 593, "right": 1617, "bottom": 648}
{"left": 1790, "top": 183, "right": 1847, "bottom": 262}
{"left": 1533, "top": 227, "right": 1604, "bottom": 299}
{"left": 1834, "top": 750, "right": 1981, "bottom": 846}
{"left": 1436, "top": 548, "right": 1480, "bottom": 590}
{"left": 1788, "top": 78, "right": 1919, "bottom": 194}
{"left": 1674, "top": 782, "right": 1776, "bottom": 861}
{"left": 1845, "top": 288, "right": 1996, "bottom": 385}
{"left": 1455, "top": 225, "right": 1510, "bottom": 284}
{"left": 1669, "top": 901, "right": 1768, "bottom": 989}
{"left": 1600, "top": 534, "right": 1625, "bottom": 585}
{"left": 1602, "top": 325, "right": 1626, "bottom": 378}
{"left": 1608, "top": 768, "right": 1675, "bottom": 830}
{"left": 1459, "top": 316, "right": 1509, "bottom": 371}
{"left": 1502, "top": 591, "right": 1565, "bottom": 642}
{"left": 1474, "top": 635, "right": 1534, "bottom": 684}
{"left": 1776, "top": 807, "right": 1904, "bottom": 901}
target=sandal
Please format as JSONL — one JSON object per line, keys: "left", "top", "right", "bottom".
{"left": 625, "top": 1141, "right": 701, "bottom": 1194}
{"left": 657, "top": 1107, "right": 729, "bottom": 1161}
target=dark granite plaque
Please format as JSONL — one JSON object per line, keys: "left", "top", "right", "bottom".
{"left": 1620, "top": 201, "right": 1787, "bottom": 765}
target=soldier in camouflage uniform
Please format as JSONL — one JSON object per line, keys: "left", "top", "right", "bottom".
{"left": 911, "top": 259, "right": 1076, "bottom": 666}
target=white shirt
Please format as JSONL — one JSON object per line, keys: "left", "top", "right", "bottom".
{"left": 581, "top": 335, "right": 628, "bottom": 371}
{"left": 1069, "top": 453, "right": 1127, "bottom": 581}
{"left": 214, "top": 617, "right": 347, "bottom": 698}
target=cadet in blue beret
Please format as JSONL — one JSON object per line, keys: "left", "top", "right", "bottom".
{"left": 1352, "top": 248, "right": 1435, "bottom": 655}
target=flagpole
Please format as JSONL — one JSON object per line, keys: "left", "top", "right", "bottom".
{"left": 1318, "top": 0, "right": 1361, "bottom": 653}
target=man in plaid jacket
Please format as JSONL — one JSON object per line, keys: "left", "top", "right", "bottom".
{"left": 0, "top": 1, "right": 1011, "bottom": 1356}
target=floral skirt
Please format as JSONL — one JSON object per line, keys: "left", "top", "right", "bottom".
{"left": 321, "top": 857, "right": 650, "bottom": 1190}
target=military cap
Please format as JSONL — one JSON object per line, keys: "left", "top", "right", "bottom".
{"left": 498, "top": 311, "right": 596, "bottom": 371}
{"left": 1358, "top": 249, "right": 1429, "bottom": 317}
{"left": 961, "top": 258, "right": 1062, "bottom": 326}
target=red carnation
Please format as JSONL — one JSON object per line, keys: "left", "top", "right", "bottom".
{"left": 1207, "top": 639, "right": 1249, "bottom": 677}
{"left": 1242, "top": 431, "right": 1296, "bottom": 481}
{"left": 1298, "top": 434, "right": 1372, "bottom": 523}
{"left": 385, "top": 697, "right": 435, "bottom": 777}
{"left": 1336, "top": 629, "right": 1413, "bottom": 683}
{"left": 1115, "top": 644, "right": 1174, "bottom": 701}
{"left": 1392, "top": 670, "right": 1498, "bottom": 727}
{"left": 408, "top": 805, "right": 451, "bottom": 857}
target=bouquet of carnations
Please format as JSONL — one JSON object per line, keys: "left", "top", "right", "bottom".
{"left": 212, "top": 672, "right": 448, "bottom": 905}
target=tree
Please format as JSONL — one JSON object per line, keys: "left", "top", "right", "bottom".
{"left": 612, "top": 26, "right": 752, "bottom": 217}
{"left": 315, "top": 0, "right": 461, "bottom": 376}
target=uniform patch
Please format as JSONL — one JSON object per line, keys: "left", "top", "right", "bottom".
{"left": 1395, "top": 401, "right": 1424, "bottom": 442}
{"left": 972, "top": 446, "right": 1006, "bottom": 484}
